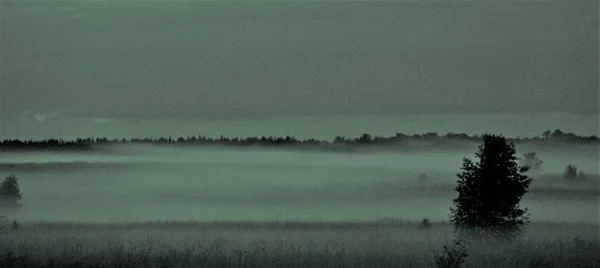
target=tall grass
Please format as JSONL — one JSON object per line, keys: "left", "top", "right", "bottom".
{"left": 0, "top": 220, "right": 598, "bottom": 268}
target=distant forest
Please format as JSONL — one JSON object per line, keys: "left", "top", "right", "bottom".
{"left": 0, "top": 129, "right": 598, "bottom": 152}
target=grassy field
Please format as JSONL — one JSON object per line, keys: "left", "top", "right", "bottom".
{"left": 1, "top": 220, "right": 598, "bottom": 268}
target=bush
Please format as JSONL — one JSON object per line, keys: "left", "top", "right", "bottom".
{"left": 563, "top": 165, "right": 578, "bottom": 179}
{"left": 0, "top": 216, "right": 18, "bottom": 233}
{"left": 434, "top": 239, "right": 469, "bottom": 268}
{"left": 419, "top": 218, "right": 432, "bottom": 229}
{"left": 450, "top": 135, "right": 532, "bottom": 239}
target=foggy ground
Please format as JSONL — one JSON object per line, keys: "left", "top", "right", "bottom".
{"left": 2, "top": 0, "right": 598, "bottom": 266}
{"left": 1, "top": 143, "right": 597, "bottom": 223}
{"left": 0, "top": 143, "right": 598, "bottom": 267}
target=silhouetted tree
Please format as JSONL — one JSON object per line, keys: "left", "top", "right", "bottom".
{"left": 552, "top": 129, "right": 564, "bottom": 138}
{"left": 563, "top": 164, "right": 579, "bottom": 179}
{"left": 0, "top": 175, "right": 22, "bottom": 214}
{"left": 0, "top": 130, "right": 599, "bottom": 152}
{"left": 359, "top": 133, "right": 372, "bottom": 143}
{"left": 419, "top": 218, "right": 432, "bottom": 229}
{"left": 423, "top": 132, "right": 439, "bottom": 140}
{"left": 542, "top": 130, "right": 552, "bottom": 139}
{"left": 450, "top": 134, "right": 532, "bottom": 239}
{"left": 333, "top": 136, "right": 346, "bottom": 144}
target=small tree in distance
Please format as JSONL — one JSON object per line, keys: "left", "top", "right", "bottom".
{"left": 450, "top": 134, "right": 532, "bottom": 240}
{"left": 563, "top": 165, "right": 578, "bottom": 179}
{"left": 519, "top": 152, "right": 543, "bottom": 174}
{"left": 0, "top": 175, "right": 23, "bottom": 214}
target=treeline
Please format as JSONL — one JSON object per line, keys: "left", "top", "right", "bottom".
{"left": 0, "top": 129, "right": 598, "bottom": 152}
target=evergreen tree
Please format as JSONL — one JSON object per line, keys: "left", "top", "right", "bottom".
{"left": 450, "top": 135, "right": 532, "bottom": 239}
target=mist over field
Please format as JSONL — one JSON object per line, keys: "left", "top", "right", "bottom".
{"left": 2, "top": 143, "right": 598, "bottom": 223}
{"left": 1, "top": 0, "right": 599, "bottom": 266}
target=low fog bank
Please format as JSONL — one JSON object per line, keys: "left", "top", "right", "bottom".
{"left": 1, "top": 144, "right": 597, "bottom": 223}
{"left": 1, "top": 142, "right": 597, "bottom": 174}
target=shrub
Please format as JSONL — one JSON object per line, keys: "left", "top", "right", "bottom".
{"left": 0, "top": 216, "right": 19, "bottom": 233}
{"left": 563, "top": 165, "right": 578, "bottom": 179}
{"left": 420, "top": 218, "right": 432, "bottom": 229}
{"left": 434, "top": 239, "right": 469, "bottom": 268}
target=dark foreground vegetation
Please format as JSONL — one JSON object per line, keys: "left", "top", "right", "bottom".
{"left": 0, "top": 220, "right": 598, "bottom": 268}
{"left": 1, "top": 129, "right": 598, "bottom": 152}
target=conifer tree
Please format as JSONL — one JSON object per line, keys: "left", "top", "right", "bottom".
{"left": 450, "top": 135, "right": 532, "bottom": 239}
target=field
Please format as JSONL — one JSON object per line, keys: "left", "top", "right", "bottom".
{"left": 1, "top": 220, "right": 599, "bottom": 268}
{"left": 3, "top": 0, "right": 599, "bottom": 266}
{"left": 0, "top": 143, "right": 598, "bottom": 267}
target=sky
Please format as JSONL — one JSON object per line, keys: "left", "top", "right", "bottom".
{"left": 1, "top": 0, "right": 598, "bottom": 139}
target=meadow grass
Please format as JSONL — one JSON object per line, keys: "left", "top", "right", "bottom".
{"left": 0, "top": 220, "right": 598, "bottom": 268}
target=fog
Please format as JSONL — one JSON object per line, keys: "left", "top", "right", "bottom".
{"left": 2, "top": 145, "right": 598, "bottom": 224}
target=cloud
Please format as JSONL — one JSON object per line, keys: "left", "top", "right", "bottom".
{"left": 34, "top": 114, "right": 50, "bottom": 122}
{"left": 21, "top": 111, "right": 62, "bottom": 123}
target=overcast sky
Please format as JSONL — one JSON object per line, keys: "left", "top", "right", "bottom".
{"left": 1, "top": 1, "right": 598, "bottom": 139}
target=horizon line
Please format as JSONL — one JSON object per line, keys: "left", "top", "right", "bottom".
{"left": 1, "top": 128, "right": 597, "bottom": 143}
